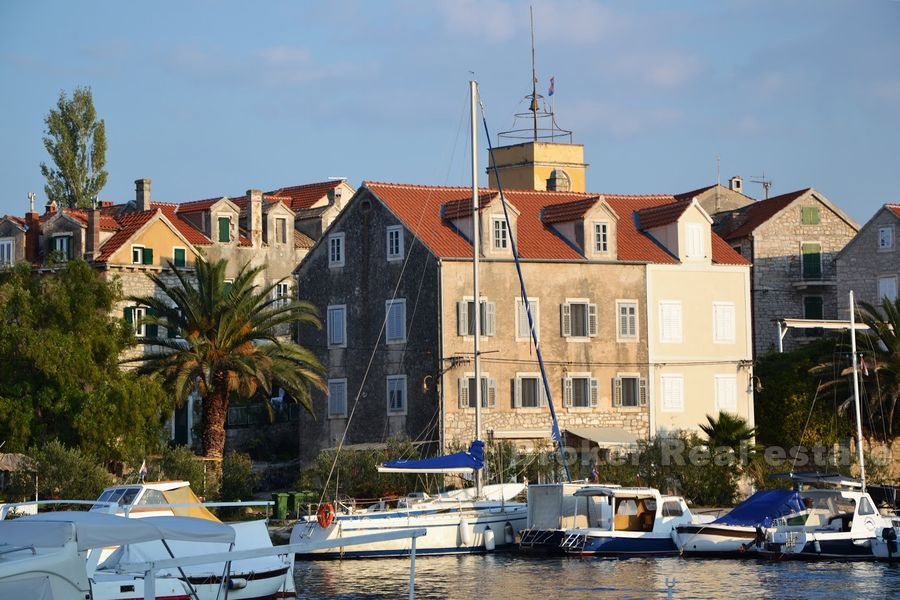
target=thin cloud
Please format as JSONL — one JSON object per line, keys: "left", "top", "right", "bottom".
{"left": 435, "top": 0, "right": 519, "bottom": 42}
{"left": 567, "top": 99, "right": 683, "bottom": 138}
{"left": 871, "top": 80, "right": 900, "bottom": 101}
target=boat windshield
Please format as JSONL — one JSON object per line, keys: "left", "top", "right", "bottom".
{"left": 91, "top": 487, "right": 141, "bottom": 511}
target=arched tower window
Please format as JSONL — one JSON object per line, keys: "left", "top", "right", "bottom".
{"left": 547, "top": 169, "right": 571, "bottom": 192}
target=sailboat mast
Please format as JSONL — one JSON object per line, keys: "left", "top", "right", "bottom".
{"left": 529, "top": 7, "right": 538, "bottom": 141}
{"left": 849, "top": 290, "right": 866, "bottom": 491}
{"left": 471, "top": 80, "right": 483, "bottom": 499}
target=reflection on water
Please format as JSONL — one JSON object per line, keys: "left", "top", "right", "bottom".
{"left": 294, "top": 554, "right": 900, "bottom": 599}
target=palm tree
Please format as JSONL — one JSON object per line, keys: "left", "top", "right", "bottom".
{"left": 852, "top": 298, "right": 900, "bottom": 439}
{"left": 699, "top": 411, "right": 757, "bottom": 456}
{"left": 124, "top": 259, "right": 325, "bottom": 458}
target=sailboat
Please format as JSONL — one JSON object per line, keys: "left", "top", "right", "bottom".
{"left": 751, "top": 291, "right": 890, "bottom": 560}
{"left": 288, "top": 81, "right": 530, "bottom": 558}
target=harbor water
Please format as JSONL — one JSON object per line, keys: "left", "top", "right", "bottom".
{"left": 294, "top": 553, "right": 900, "bottom": 599}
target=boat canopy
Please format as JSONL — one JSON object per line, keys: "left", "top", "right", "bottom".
{"left": 712, "top": 490, "right": 805, "bottom": 528}
{"left": 377, "top": 440, "right": 484, "bottom": 474}
{"left": 5, "top": 511, "right": 235, "bottom": 550}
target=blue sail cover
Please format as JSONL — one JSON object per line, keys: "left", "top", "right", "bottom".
{"left": 377, "top": 441, "right": 484, "bottom": 474}
{"left": 713, "top": 490, "right": 804, "bottom": 528}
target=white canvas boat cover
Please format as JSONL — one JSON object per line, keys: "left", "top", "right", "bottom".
{"left": 574, "top": 486, "right": 657, "bottom": 499}
{"left": 0, "top": 576, "right": 54, "bottom": 600}
{"left": 14, "top": 512, "right": 234, "bottom": 550}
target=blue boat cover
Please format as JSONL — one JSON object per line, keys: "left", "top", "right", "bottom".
{"left": 713, "top": 489, "right": 804, "bottom": 528}
{"left": 379, "top": 440, "right": 484, "bottom": 473}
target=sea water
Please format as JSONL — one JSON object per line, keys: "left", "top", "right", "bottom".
{"left": 294, "top": 553, "right": 900, "bottom": 599}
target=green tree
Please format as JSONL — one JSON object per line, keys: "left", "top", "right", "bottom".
{"left": 853, "top": 298, "right": 900, "bottom": 438}
{"left": 126, "top": 259, "right": 326, "bottom": 458}
{"left": 6, "top": 441, "right": 114, "bottom": 502}
{"left": 0, "top": 261, "right": 171, "bottom": 462}
{"left": 40, "top": 86, "right": 108, "bottom": 209}
{"left": 699, "top": 411, "right": 757, "bottom": 454}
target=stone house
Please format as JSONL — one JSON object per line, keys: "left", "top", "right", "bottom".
{"left": 293, "top": 180, "right": 752, "bottom": 468}
{"left": 705, "top": 188, "right": 859, "bottom": 356}
{"left": 7, "top": 177, "right": 353, "bottom": 446}
{"left": 836, "top": 204, "right": 900, "bottom": 317}
{"left": 0, "top": 215, "right": 27, "bottom": 267}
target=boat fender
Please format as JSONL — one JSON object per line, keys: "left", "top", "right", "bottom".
{"left": 317, "top": 502, "right": 336, "bottom": 528}
{"left": 504, "top": 521, "right": 515, "bottom": 545}
{"left": 458, "top": 517, "right": 472, "bottom": 547}
{"left": 228, "top": 578, "right": 248, "bottom": 590}
{"left": 813, "top": 539, "right": 821, "bottom": 554}
{"left": 484, "top": 525, "right": 496, "bottom": 551}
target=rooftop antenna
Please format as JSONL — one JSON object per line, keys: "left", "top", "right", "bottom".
{"left": 28, "top": 192, "right": 35, "bottom": 213}
{"left": 750, "top": 173, "right": 773, "bottom": 199}
{"left": 498, "top": 6, "right": 572, "bottom": 144}
{"left": 715, "top": 157, "right": 721, "bottom": 213}
{"left": 529, "top": 6, "right": 539, "bottom": 140}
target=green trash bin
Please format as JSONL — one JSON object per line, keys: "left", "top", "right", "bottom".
{"left": 272, "top": 492, "right": 289, "bottom": 520}
{"left": 287, "top": 491, "right": 301, "bottom": 518}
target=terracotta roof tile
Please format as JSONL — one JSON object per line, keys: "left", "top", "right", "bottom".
{"left": 440, "top": 193, "right": 497, "bottom": 220}
{"left": 176, "top": 197, "right": 226, "bottom": 213}
{"left": 636, "top": 199, "right": 692, "bottom": 230}
{"left": 294, "top": 230, "right": 315, "bottom": 249}
{"left": 722, "top": 188, "right": 811, "bottom": 240}
{"left": 674, "top": 184, "right": 716, "bottom": 201}
{"left": 153, "top": 203, "right": 211, "bottom": 245}
{"left": 364, "top": 183, "right": 729, "bottom": 265}
{"left": 58, "top": 208, "right": 120, "bottom": 231}
{"left": 886, "top": 204, "right": 900, "bottom": 218}
{"left": 541, "top": 197, "right": 602, "bottom": 224}
{"left": 2, "top": 215, "right": 26, "bottom": 227}
{"left": 266, "top": 181, "right": 343, "bottom": 211}
{"left": 711, "top": 235, "right": 750, "bottom": 265}
{"left": 95, "top": 211, "right": 157, "bottom": 262}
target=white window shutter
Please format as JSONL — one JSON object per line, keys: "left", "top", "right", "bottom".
{"left": 458, "top": 377, "right": 469, "bottom": 409}
{"left": 539, "top": 380, "right": 548, "bottom": 407}
{"left": 590, "top": 378, "right": 599, "bottom": 407}
{"left": 484, "top": 302, "right": 496, "bottom": 336}
{"left": 561, "top": 303, "right": 571, "bottom": 337}
{"left": 613, "top": 378, "right": 622, "bottom": 407}
{"left": 487, "top": 379, "right": 497, "bottom": 408}
{"left": 639, "top": 378, "right": 648, "bottom": 406}
{"left": 588, "top": 303, "right": 598, "bottom": 337}
{"left": 513, "top": 377, "right": 522, "bottom": 408}
{"left": 563, "top": 377, "right": 573, "bottom": 407}
{"left": 517, "top": 300, "right": 528, "bottom": 338}
{"left": 458, "top": 301, "right": 468, "bottom": 336}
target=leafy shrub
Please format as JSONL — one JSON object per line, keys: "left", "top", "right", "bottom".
{"left": 6, "top": 440, "right": 113, "bottom": 502}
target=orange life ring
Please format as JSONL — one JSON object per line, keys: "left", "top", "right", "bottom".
{"left": 317, "top": 502, "right": 335, "bottom": 528}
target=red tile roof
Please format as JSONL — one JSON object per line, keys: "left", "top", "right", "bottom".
{"left": 674, "top": 184, "right": 716, "bottom": 201}
{"left": 440, "top": 193, "right": 497, "bottom": 220}
{"left": 266, "top": 181, "right": 343, "bottom": 211}
{"left": 365, "top": 182, "right": 742, "bottom": 265}
{"left": 95, "top": 210, "right": 156, "bottom": 262}
{"left": 636, "top": 199, "right": 693, "bottom": 230}
{"left": 58, "top": 208, "right": 120, "bottom": 231}
{"left": 153, "top": 203, "right": 212, "bottom": 245}
{"left": 294, "top": 230, "right": 316, "bottom": 249}
{"left": 541, "top": 197, "right": 603, "bottom": 224}
{"left": 711, "top": 235, "right": 749, "bottom": 265}
{"left": 2, "top": 215, "right": 26, "bottom": 227}
{"left": 721, "top": 188, "right": 811, "bottom": 240}
{"left": 886, "top": 204, "right": 900, "bottom": 218}
{"left": 176, "top": 197, "right": 226, "bottom": 213}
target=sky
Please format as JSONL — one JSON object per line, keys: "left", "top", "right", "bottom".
{"left": 1, "top": 1, "right": 898, "bottom": 225}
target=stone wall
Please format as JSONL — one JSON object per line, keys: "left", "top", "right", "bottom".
{"left": 837, "top": 208, "right": 900, "bottom": 318}
{"left": 748, "top": 193, "right": 858, "bottom": 355}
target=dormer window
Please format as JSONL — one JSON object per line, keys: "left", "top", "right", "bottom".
{"left": 52, "top": 234, "right": 73, "bottom": 261}
{"left": 218, "top": 216, "right": 232, "bottom": 243}
{"left": 492, "top": 217, "right": 508, "bottom": 250}
{"left": 593, "top": 222, "right": 609, "bottom": 254}
{"left": 879, "top": 226, "right": 894, "bottom": 250}
{"left": 328, "top": 233, "right": 345, "bottom": 268}
{"left": 547, "top": 169, "right": 571, "bottom": 192}
{"left": 685, "top": 224, "right": 704, "bottom": 258}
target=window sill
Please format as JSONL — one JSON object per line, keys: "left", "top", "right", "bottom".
{"left": 565, "top": 336, "right": 594, "bottom": 343}
{"left": 566, "top": 406, "right": 595, "bottom": 412}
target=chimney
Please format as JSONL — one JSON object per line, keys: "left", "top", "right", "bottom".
{"left": 729, "top": 176, "right": 743, "bottom": 193}
{"left": 45, "top": 199, "right": 58, "bottom": 214}
{"left": 333, "top": 186, "right": 343, "bottom": 208}
{"left": 25, "top": 210, "right": 40, "bottom": 263}
{"left": 248, "top": 189, "right": 263, "bottom": 248}
{"left": 86, "top": 200, "right": 101, "bottom": 261}
{"left": 135, "top": 178, "right": 152, "bottom": 211}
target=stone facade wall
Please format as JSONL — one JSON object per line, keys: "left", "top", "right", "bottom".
{"left": 747, "top": 193, "right": 858, "bottom": 355}
{"left": 294, "top": 190, "right": 441, "bottom": 465}
{"left": 837, "top": 208, "right": 900, "bottom": 318}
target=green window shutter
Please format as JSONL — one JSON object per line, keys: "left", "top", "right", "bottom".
{"left": 124, "top": 307, "right": 134, "bottom": 325}
{"left": 801, "top": 206, "right": 820, "bottom": 225}
{"left": 218, "top": 217, "right": 231, "bottom": 242}
{"left": 142, "top": 247, "right": 153, "bottom": 265}
{"left": 804, "top": 296, "right": 824, "bottom": 319}
{"left": 145, "top": 308, "right": 158, "bottom": 338}
{"left": 801, "top": 243, "right": 822, "bottom": 279}
{"left": 174, "top": 248, "right": 186, "bottom": 267}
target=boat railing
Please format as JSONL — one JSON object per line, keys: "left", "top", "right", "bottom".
{"left": 0, "top": 498, "right": 274, "bottom": 520}
{"left": 114, "top": 527, "right": 428, "bottom": 600}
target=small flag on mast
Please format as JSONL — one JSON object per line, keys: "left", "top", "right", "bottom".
{"left": 548, "top": 76, "right": 555, "bottom": 97}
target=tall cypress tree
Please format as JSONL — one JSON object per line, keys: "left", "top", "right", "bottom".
{"left": 40, "top": 87, "right": 108, "bottom": 209}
